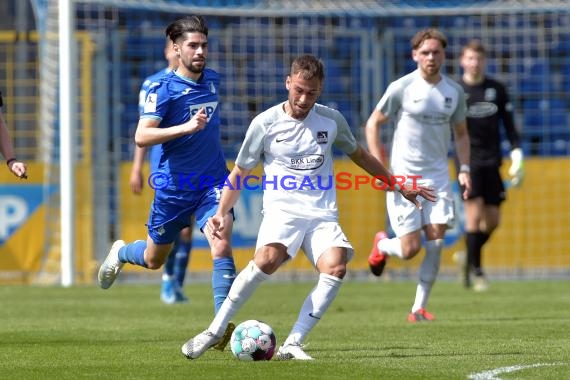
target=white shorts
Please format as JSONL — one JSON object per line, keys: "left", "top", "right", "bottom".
{"left": 256, "top": 209, "right": 354, "bottom": 266}
{"left": 387, "top": 185, "right": 455, "bottom": 237}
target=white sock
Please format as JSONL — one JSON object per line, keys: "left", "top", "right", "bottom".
{"left": 208, "top": 260, "right": 270, "bottom": 336}
{"left": 412, "top": 239, "right": 443, "bottom": 312}
{"left": 378, "top": 237, "right": 405, "bottom": 259}
{"left": 283, "top": 273, "right": 342, "bottom": 346}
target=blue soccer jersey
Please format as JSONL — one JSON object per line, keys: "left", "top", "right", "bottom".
{"left": 141, "top": 68, "right": 229, "bottom": 191}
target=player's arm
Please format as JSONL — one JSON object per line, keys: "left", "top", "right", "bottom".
{"left": 453, "top": 120, "right": 472, "bottom": 199}
{"left": 206, "top": 164, "right": 251, "bottom": 239}
{"left": 364, "top": 109, "right": 390, "bottom": 163}
{"left": 129, "top": 145, "right": 147, "bottom": 194}
{"left": 135, "top": 107, "right": 208, "bottom": 147}
{"left": 500, "top": 89, "right": 524, "bottom": 186}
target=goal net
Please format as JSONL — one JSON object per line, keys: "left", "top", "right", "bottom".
{"left": 17, "top": 0, "right": 570, "bottom": 283}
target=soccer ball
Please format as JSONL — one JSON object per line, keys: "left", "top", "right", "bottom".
{"left": 230, "top": 319, "right": 276, "bottom": 361}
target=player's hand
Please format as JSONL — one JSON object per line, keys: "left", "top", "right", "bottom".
{"left": 457, "top": 172, "right": 471, "bottom": 200}
{"left": 185, "top": 107, "right": 207, "bottom": 134}
{"left": 399, "top": 185, "right": 437, "bottom": 209}
{"left": 508, "top": 148, "right": 525, "bottom": 187}
{"left": 129, "top": 169, "right": 144, "bottom": 194}
{"left": 206, "top": 214, "right": 225, "bottom": 240}
{"left": 8, "top": 160, "right": 27, "bottom": 179}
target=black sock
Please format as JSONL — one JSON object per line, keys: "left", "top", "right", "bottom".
{"left": 465, "top": 231, "right": 490, "bottom": 276}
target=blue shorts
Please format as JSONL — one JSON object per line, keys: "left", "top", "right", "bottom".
{"left": 146, "top": 184, "right": 233, "bottom": 245}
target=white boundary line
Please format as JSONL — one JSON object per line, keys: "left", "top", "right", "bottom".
{"left": 468, "top": 363, "right": 564, "bottom": 380}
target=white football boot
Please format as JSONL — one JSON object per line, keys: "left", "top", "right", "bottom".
{"left": 98, "top": 240, "right": 126, "bottom": 289}
{"left": 181, "top": 330, "right": 222, "bottom": 359}
{"left": 276, "top": 343, "right": 314, "bottom": 360}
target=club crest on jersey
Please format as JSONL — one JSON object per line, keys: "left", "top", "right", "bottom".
{"left": 316, "top": 131, "right": 328, "bottom": 144}
{"left": 444, "top": 97, "right": 452, "bottom": 108}
{"left": 484, "top": 88, "right": 497, "bottom": 101}
{"left": 190, "top": 101, "right": 218, "bottom": 122}
{"left": 144, "top": 93, "right": 157, "bottom": 113}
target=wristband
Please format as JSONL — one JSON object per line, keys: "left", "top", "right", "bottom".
{"left": 459, "top": 164, "right": 470, "bottom": 174}
{"left": 6, "top": 158, "right": 17, "bottom": 167}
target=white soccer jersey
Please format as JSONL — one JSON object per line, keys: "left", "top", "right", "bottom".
{"left": 235, "top": 102, "right": 358, "bottom": 219}
{"left": 376, "top": 70, "right": 467, "bottom": 187}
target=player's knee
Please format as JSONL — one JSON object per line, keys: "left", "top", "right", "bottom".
{"left": 486, "top": 223, "right": 499, "bottom": 234}
{"left": 179, "top": 226, "right": 193, "bottom": 241}
{"left": 145, "top": 258, "right": 163, "bottom": 270}
{"left": 143, "top": 250, "right": 166, "bottom": 270}
{"left": 323, "top": 263, "right": 346, "bottom": 279}
{"left": 211, "top": 240, "right": 232, "bottom": 259}
{"left": 401, "top": 244, "right": 421, "bottom": 260}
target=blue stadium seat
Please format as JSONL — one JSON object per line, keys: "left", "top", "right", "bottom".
{"left": 519, "top": 58, "right": 550, "bottom": 93}
{"left": 486, "top": 59, "right": 499, "bottom": 75}
{"left": 324, "top": 61, "right": 346, "bottom": 93}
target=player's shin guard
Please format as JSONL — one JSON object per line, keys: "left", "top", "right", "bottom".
{"left": 118, "top": 240, "right": 148, "bottom": 267}
{"left": 412, "top": 239, "right": 443, "bottom": 312}
{"left": 212, "top": 257, "right": 237, "bottom": 314}
{"left": 284, "top": 273, "right": 342, "bottom": 346}
{"left": 209, "top": 260, "right": 270, "bottom": 336}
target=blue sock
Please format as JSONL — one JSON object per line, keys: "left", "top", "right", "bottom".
{"left": 212, "top": 257, "right": 236, "bottom": 315}
{"left": 174, "top": 242, "right": 191, "bottom": 287}
{"left": 118, "top": 240, "right": 148, "bottom": 267}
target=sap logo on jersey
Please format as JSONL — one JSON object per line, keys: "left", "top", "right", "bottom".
{"left": 190, "top": 101, "right": 218, "bottom": 122}
{"left": 0, "top": 185, "right": 52, "bottom": 245}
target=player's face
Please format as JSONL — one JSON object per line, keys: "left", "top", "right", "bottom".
{"left": 412, "top": 38, "right": 445, "bottom": 80}
{"left": 174, "top": 32, "right": 208, "bottom": 78}
{"left": 460, "top": 49, "right": 485, "bottom": 78}
{"left": 285, "top": 73, "right": 322, "bottom": 120}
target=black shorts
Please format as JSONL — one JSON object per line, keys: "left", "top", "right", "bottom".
{"left": 462, "top": 166, "right": 506, "bottom": 206}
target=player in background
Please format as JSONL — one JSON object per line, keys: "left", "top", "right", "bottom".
{"left": 457, "top": 40, "right": 524, "bottom": 291}
{"left": 365, "top": 28, "right": 471, "bottom": 322}
{"left": 99, "top": 15, "right": 236, "bottom": 350}
{"left": 180, "top": 54, "right": 436, "bottom": 361}
{"left": 0, "top": 91, "right": 27, "bottom": 179}
{"left": 129, "top": 38, "right": 193, "bottom": 304}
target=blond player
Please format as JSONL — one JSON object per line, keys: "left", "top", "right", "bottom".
{"left": 366, "top": 28, "right": 471, "bottom": 322}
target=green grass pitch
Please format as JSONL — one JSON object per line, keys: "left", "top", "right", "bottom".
{"left": 1, "top": 280, "right": 568, "bottom": 379}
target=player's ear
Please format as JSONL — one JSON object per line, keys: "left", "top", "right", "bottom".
{"left": 285, "top": 76, "right": 291, "bottom": 90}
{"left": 412, "top": 50, "right": 418, "bottom": 62}
{"left": 173, "top": 43, "right": 181, "bottom": 56}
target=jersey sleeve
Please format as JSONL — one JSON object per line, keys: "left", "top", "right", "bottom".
{"left": 331, "top": 109, "right": 358, "bottom": 155}
{"left": 375, "top": 81, "right": 402, "bottom": 117}
{"left": 450, "top": 81, "right": 468, "bottom": 125}
{"left": 140, "top": 80, "right": 169, "bottom": 121}
{"left": 138, "top": 78, "right": 151, "bottom": 115}
{"left": 497, "top": 82, "right": 521, "bottom": 149}
{"left": 235, "top": 116, "right": 265, "bottom": 169}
